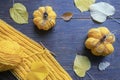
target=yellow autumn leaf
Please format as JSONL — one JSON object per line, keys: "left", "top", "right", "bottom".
{"left": 74, "top": 69, "right": 86, "bottom": 77}
{"left": 9, "top": 3, "right": 28, "bottom": 24}
{"left": 26, "top": 62, "right": 49, "bottom": 80}
{"left": 73, "top": 55, "right": 91, "bottom": 77}
{"left": 74, "top": 0, "right": 96, "bottom": 12}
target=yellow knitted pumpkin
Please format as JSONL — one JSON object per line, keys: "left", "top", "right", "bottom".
{"left": 33, "top": 6, "right": 57, "bottom": 30}
{"left": 0, "top": 40, "right": 23, "bottom": 71}
{"left": 85, "top": 27, "right": 115, "bottom": 56}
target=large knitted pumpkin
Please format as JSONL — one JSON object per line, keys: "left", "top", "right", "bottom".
{"left": 85, "top": 27, "right": 115, "bottom": 56}
{"left": 33, "top": 6, "right": 57, "bottom": 30}
{"left": 0, "top": 40, "right": 23, "bottom": 71}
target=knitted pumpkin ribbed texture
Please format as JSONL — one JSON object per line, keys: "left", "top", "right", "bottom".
{"left": 0, "top": 19, "right": 72, "bottom": 80}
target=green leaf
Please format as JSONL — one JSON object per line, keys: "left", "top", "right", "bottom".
{"left": 74, "top": 0, "right": 96, "bottom": 12}
{"left": 73, "top": 55, "right": 91, "bottom": 77}
{"left": 9, "top": 3, "right": 28, "bottom": 24}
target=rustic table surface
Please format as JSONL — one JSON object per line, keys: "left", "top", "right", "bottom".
{"left": 0, "top": 0, "right": 120, "bottom": 80}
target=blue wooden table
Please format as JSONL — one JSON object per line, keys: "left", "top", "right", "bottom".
{"left": 0, "top": 0, "right": 120, "bottom": 80}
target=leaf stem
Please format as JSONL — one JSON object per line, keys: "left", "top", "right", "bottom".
{"left": 109, "top": 16, "right": 120, "bottom": 24}
{"left": 13, "top": 0, "right": 15, "bottom": 6}
{"left": 87, "top": 72, "right": 95, "bottom": 80}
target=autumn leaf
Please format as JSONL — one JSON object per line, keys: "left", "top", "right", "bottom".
{"left": 61, "top": 12, "right": 73, "bottom": 21}
{"left": 26, "top": 62, "right": 49, "bottom": 80}
{"left": 9, "top": 3, "right": 29, "bottom": 24}
{"left": 74, "top": 0, "right": 96, "bottom": 12}
{"left": 98, "top": 61, "right": 110, "bottom": 71}
{"left": 73, "top": 55, "right": 91, "bottom": 77}
{"left": 90, "top": 2, "right": 115, "bottom": 23}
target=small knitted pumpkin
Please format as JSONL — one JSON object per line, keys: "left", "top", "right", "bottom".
{"left": 0, "top": 40, "right": 23, "bottom": 71}
{"left": 85, "top": 27, "right": 115, "bottom": 56}
{"left": 33, "top": 6, "right": 57, "bottom": 30}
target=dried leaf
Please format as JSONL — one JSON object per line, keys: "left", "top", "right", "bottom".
{"left": 10, "top": 3, "right": 28, "bottom": 24}
{"left": 98, "top": 61, "right": 110, "bottom": 71}
{"left": 90, "top": 2, "right": 115, "bottom": 23}
{"left": 61, "top": 12, "right": 73, "bottom": 21}
{"left": 73, "top": 55, "right": 91, "bottom": 77}
{"left": 74, "top": 0, "right": 96, "bottom": 12}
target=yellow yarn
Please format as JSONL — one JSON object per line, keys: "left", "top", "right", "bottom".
{"left": 0, "top": 40, "right": 23, "bottom": 71}
{"left": 0, "top": 19, "right": 72, "bottom": 80}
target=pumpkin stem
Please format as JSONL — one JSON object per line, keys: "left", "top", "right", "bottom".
{"left": 43, "top": 12, "right": 48, "bottom": 20}
{"left": 95, "top": 35, "right": 106, "bottom": 48}
{"left": 100, "top": 35, "right": 106, "bottom": 43}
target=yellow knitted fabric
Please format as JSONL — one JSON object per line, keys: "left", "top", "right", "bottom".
{"left": 0, "top": 40, "right": 23, "bottom": 71}
{"left": 0, "top": 19, "right": 72, "bottom": 80}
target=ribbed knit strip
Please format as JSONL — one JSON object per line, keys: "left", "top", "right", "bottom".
{"left": 0, "top": 19, "right": 72, "bottom": 80}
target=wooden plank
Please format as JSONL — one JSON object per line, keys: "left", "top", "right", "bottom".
{"left": 0, "top": 71, "right": 17, "bottom": 80}
{"left": 0, "top": 0, "right": 120, "bottom": 18}
{"left": 0, "top": 0, "right": 12, "bottom": 18}
{"left": 0, "top": 18, "right": 119, "bottom": 80}
{"left": 0, "top": 0, "right": 120, "bottom": 80}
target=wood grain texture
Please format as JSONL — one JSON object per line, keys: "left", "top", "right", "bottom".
{"left": 0, "top": 0, "right": 120, "bottom": 80}
{"left": 0, "top": 0, "right": 120, "bottom": 18}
